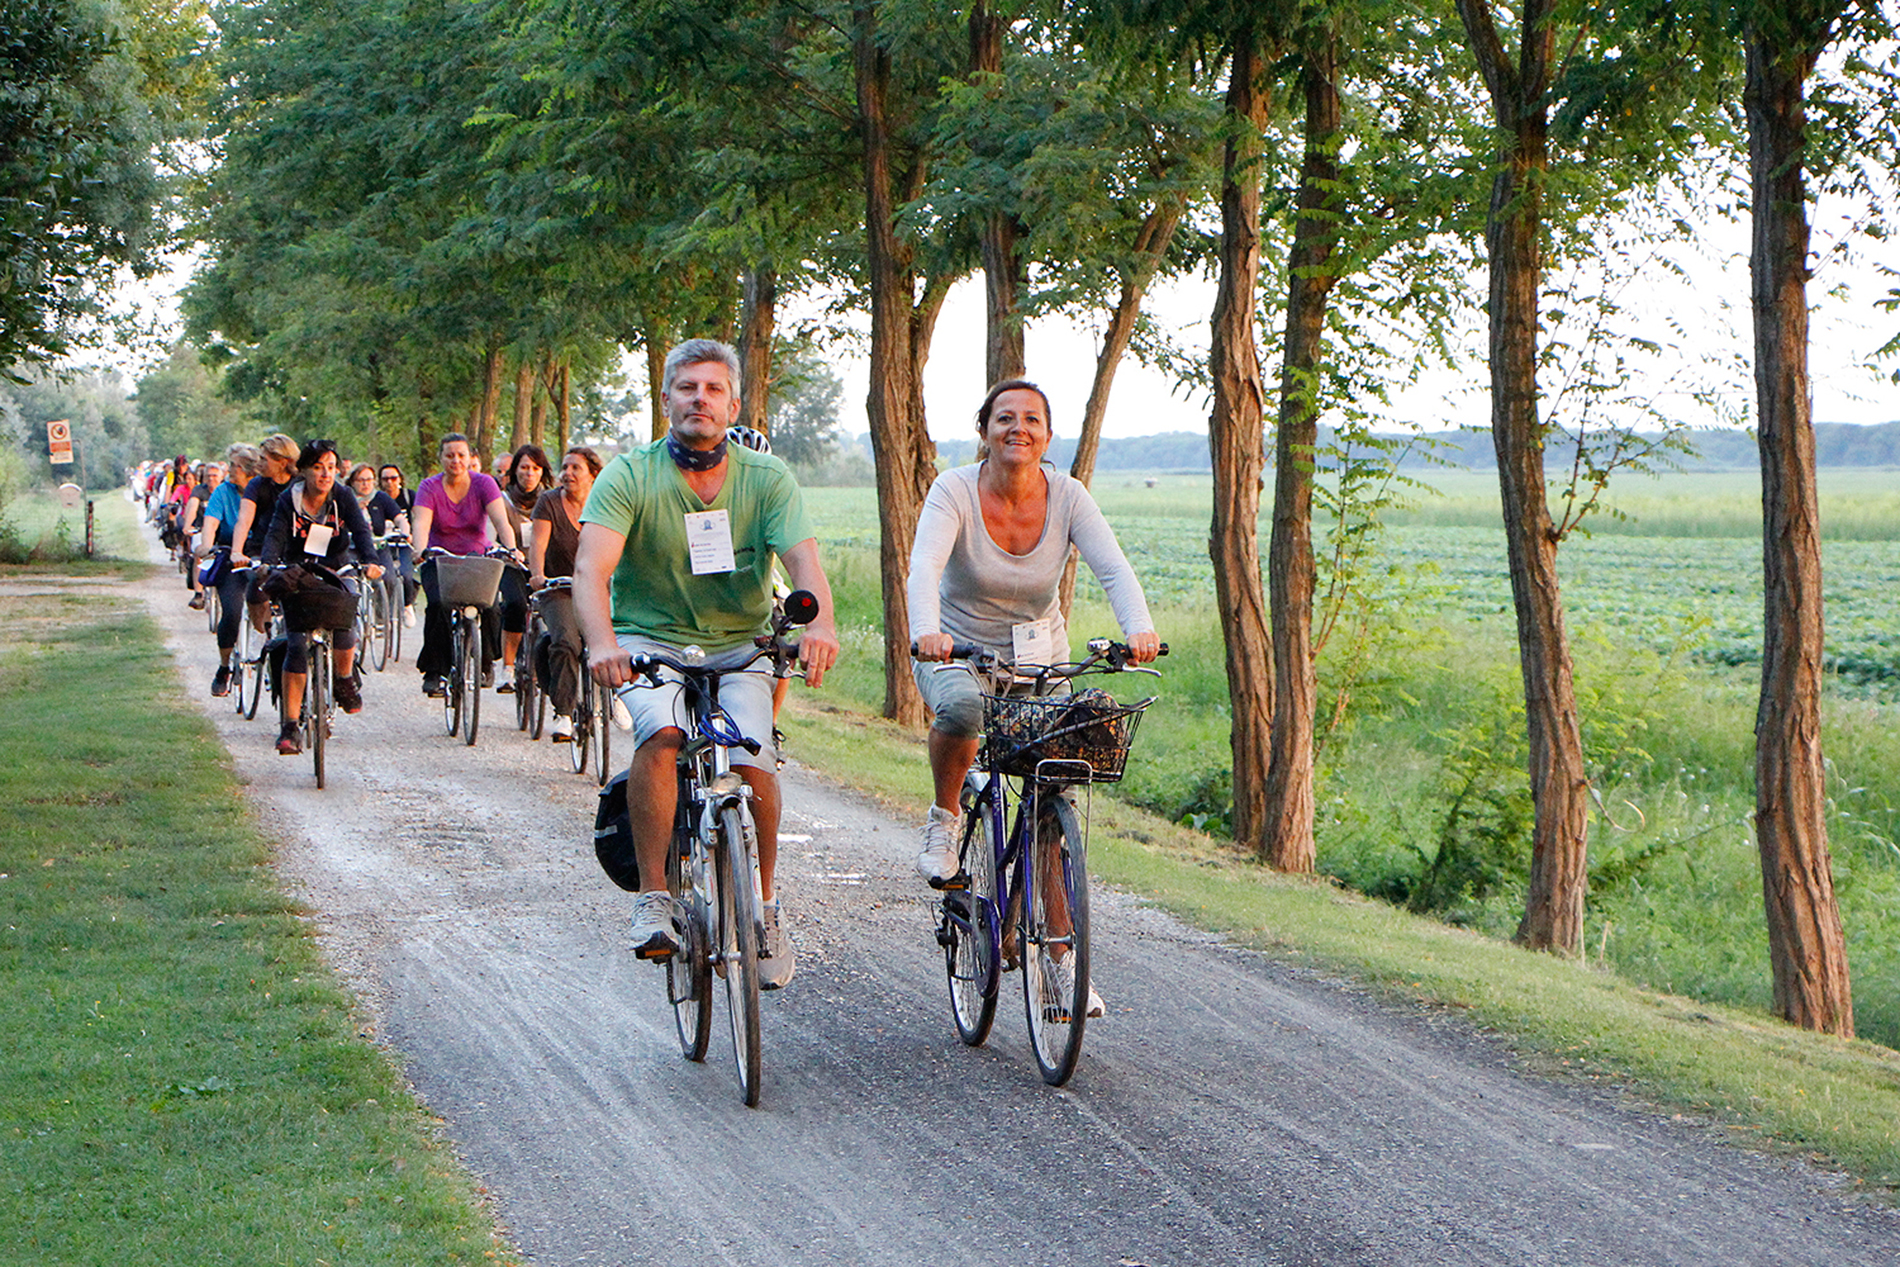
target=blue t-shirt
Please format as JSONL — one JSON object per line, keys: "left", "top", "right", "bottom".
{"left": 204, "top": 481, "right": 244, "bottom": 549}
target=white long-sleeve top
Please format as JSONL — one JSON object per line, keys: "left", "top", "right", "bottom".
{"left": 906, "top": 463, "right": 1154, "bottom": 663}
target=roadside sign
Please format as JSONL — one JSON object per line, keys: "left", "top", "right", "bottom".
{"left": 47, "top": 419, "right": 73, "bottom": 466}
{"left": 57, "top": 483, "right": 82, "bottom": 510}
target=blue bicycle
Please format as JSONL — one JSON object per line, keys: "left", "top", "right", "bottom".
{"left": 928, "top": 638, "right": 1162, "bottom": 1085}
{"left": 616, "top": 591, "right": 820, "bottom": 1107}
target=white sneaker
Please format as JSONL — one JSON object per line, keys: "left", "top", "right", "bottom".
{"left": 401, "top": 605, "right": 416, "bottom": 628}
{"left": 915, "top": 806, "right": 960, "bottom": 884}
{"left": 629, "top": 891, "right": 681, "bottom": 960}
{"left": 1055, "top": 954, "right": 1105, "bottom": 1019}
{"left": 551, "top": 713, "right": 573, "bottom": 742}
{"left": 759, "top": 898, "right": 795, "bottom": 990}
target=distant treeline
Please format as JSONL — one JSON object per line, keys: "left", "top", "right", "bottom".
{"left": 849, "top": 420, "right": 1900, "bottom": 473}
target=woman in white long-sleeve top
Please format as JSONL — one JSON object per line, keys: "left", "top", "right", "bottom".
{"left": 905, "top": 378, "right": 1162, "bottom": 887}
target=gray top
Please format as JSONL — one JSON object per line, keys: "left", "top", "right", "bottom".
{"left": 906, "top": 462, "right": 1154, "bottom": 664}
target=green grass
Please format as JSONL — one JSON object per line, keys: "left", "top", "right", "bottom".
{"left": 0, "top": 574, "right": 520, "bottom": 1266}
{"left": 0, "top": 488, "right": 148, "bottom": 568}
{"left": 781, "top": 689, "right": 1900, "bottom": 1193}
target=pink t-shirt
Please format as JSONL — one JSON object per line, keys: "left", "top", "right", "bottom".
{"left": 417, "top": 472, "right": 503, "bottom": 555}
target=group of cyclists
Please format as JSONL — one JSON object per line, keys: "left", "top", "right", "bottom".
{"left": 140, "top": 335, "right": 1161, "bottom": 1028}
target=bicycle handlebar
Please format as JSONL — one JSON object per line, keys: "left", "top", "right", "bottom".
{"left": 910, "top": 638, "right": 1167, "bottom": 680}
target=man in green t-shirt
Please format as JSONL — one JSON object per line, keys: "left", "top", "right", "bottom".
{"left": 574, "top": 338, "right": 840, "bottom": 991}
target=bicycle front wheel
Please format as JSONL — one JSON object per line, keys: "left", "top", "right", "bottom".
{"left": 460, "top": 613, "right": 482, "bottom": 746}
{"left": 944, "top": 776, "right": 1001, "bottom": 1046}
{"left": 356, "top": 594, "right": 377, "bottom": 676}
{"left": 716, "top": 803, "right": 763, "bottom": 1107}
{"left": 1021, "top": 793, "right": 1089, "bottom": 1086}
{"left": 514, "top": 637, "right": 534, "bottom": 731}
{"left": 668, "top": 802, "right": 712, "bottom": 1062}
{"left": 368, "top": 584, "right": 390, "bottom": 672}
{"left": 309, "top": 647, "right": 328, "bottom": 790}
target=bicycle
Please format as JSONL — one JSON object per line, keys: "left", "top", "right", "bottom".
{"left": 272, "top": 562, "right": 362, "bottom": 790}
{"left": 516, "top": 580, "right": 558, "bottom": 739}
{"left": 375, "top": 529, "right": 410, "bottom": 665}
{"left": 426, "top": 548, "right": 511, "bottom": 747}
{"left": 570, "top": 648, "right": 616, "bottom": 784}
{"left": 620, "top": 590, "right": 820, "bottom": 1107}
{"left": 242, "top": 580, "right": 279, "bottom": 723}
{"left": 925, "top": 638, "right": 1163, "bottom": 1086}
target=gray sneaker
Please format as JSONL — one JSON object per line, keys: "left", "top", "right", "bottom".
{"left": 629, "top": 891, "right": 681, "bottom": 961}
{"left": 759, "top": 898, "right": 795, "bottom": 990}
{"left": 916, "top": 806, "right": 960, "bottom": 885}
{"left": 1054, "top": 953, "right": 1105, "bottom": 1019}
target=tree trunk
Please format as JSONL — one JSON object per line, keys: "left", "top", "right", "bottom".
{"left": 644, "top": 334, "right": 666, "bottom": 442}
{"left": 969, "top": 1, "right": 1024, "bottom": 385}
{"left": 530, "top": 350, "right": 551, "bottom": 450}
{"left": 1263, "top": 27, "right": 1343, "bottom": 874}
{"left": 1744, "top": 26, "right": 1853, "bottom": 1037}
{"left": 856, "top": 1, "right": 936, "bottom": 726}
{"left": 557, "top": 361, "right": 570, "bottom": 453}
{"left": 510, "top": 358, "right": 533, "bottom": 454}
{"left": 1059, "top": 197, "right": 1183, "bottom": 616}
{"left": 1207, "top": 27, "right": 1275, "bottom": 855}
{"left": 738, "top": 263, "right": 778, "bottom": 434}
{"left": 1458, "top": 0, "right": 1589, "bottom": 955}
{"left": 476, "top": 342, "right": 504, "bottom": 464}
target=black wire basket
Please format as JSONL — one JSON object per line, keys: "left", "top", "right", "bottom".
{"left": 981, "top": 688, "right": 1153, "bottom": 783}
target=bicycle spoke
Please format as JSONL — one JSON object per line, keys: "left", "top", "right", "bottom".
{"left": 943, "top": 776, "right": 1000, "bottom": 1046}
{"left": 1022, "top": 792, "right": 1089, "bottom": 1086}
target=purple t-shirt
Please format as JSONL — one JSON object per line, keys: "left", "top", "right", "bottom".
{"left": 417, "top": 472, "right": 503, "bottom": 555}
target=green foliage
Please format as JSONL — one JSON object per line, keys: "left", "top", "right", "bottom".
{"left": 766, "top": 338, "right": 845, "bottom": 466}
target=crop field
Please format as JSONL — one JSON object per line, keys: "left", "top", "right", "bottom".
{"left": 800, "top": 467, "right": 1900, "bottom": 1048}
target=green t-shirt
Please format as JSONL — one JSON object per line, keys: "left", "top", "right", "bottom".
{"left": 579, "top": 440, "right": 814, "bottom": 652}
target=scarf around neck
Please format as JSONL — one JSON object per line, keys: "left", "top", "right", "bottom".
{"left": 666, "top": 431, "right": 727, "bottom": 472}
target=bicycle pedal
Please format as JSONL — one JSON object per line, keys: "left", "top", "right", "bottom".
{"left": 632, "top": 941, "right": 678, "bottom": 962}
{"left": 927, "top": 870, "right": 970, "bottom": 892}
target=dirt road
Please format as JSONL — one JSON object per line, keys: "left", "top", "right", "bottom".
{"left": 137, "top": 527, "right": 1898, "bottom": 1266}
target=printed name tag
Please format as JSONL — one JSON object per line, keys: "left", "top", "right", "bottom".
{"left": 1012, "top": 618, "right": 1053, "bottom": 667}
{"left": 303, "top": 523, "right": 334, "bottom": 557}
{"left": 685, "top": 509, "right": 736, "bottom": 575}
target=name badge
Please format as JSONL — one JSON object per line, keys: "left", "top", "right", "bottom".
{"left": 685, "top": 509, "right": 736, "bottom": 575}
{"left": 303, "top": 523, "right": 334, "bottom": 557}
{"left": 1012, "top": 618, "right": 1053, "bottom": 667}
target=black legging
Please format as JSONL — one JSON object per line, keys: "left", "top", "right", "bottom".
{"left": 534, "top": 589, "right": 584, "bottom": 717}
{"left": 417, "top": 558, "right": 500, "bottom": 677}
{"left": 214, "top": 564, "right": 249, "bottom": 652}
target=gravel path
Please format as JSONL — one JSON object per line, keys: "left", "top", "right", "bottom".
{"left": 134, "top": 518, "right": 1900, "bottom": 1267}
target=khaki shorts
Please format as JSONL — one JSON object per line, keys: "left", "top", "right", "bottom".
{"left": 614, "top": 634, "right": 777, "bottom": 770}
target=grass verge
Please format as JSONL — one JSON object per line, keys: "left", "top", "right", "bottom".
{"left": 782, "top": 690, "right": 1900, "bottom": 1196}
{"left": 0, "top": 577, "right": 521, "bottom": 1266}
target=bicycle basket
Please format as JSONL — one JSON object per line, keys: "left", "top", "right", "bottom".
{"left": 981, "top": 687, "right": 1152, "bottom": 783}
{"left": 434, "top": 554, "right": 505, "bottom": 608}
{"left": 281, "top": 579, "right": 358, "bottom": 633}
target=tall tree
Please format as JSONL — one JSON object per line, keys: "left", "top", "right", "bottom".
{"left": 1, "top": 0, "right": 196, "bottom": 372}
{"left": 1206, "top": 21, "right": 1278, "bottom": 855}
{"left": 1262, "top": 7, "right": 1344, "bottom": 874}
{"left": 1741, "top": 0, "right": 1862, "bottom": 1037}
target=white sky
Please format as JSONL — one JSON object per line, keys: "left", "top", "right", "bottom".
{"left": 828, "top": 193, "right": 1900, "bottom": 447}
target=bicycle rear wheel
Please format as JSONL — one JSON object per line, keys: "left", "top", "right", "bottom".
{"left": 668, "top": 798, "right": 712, "bottom": 1062}
{"left": 233, "top": 617, "right": 251, "bottom": 716}
{"left": 569, "top": 664, "right": 590, "bottom": 775}
{"left": 529, "top": 664, "right": 547, "bottom": 740}
{"left": 716, "top": 803, "right": 763, "bottom": 1106}
{"left": 309, "top": 644, "right": 328, "bottom": 790}
{"left": 460, "top": 613, "right": 482, "bottom": 746}
{"left": 943, "top": 776, "right": 1001, "bottom": 1046}
{"left": 592, "top": 677, "right": 613, "bottom": 787}
{"left": 385, "top": 578, "right": 403, "bottom": 664}
{"left": 1021, "top": 793, "right": 1089, "bottom": 1086}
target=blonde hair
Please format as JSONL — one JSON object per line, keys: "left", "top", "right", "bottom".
{"left": 259, "top": 433, "right": 299, "bottom": 463}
